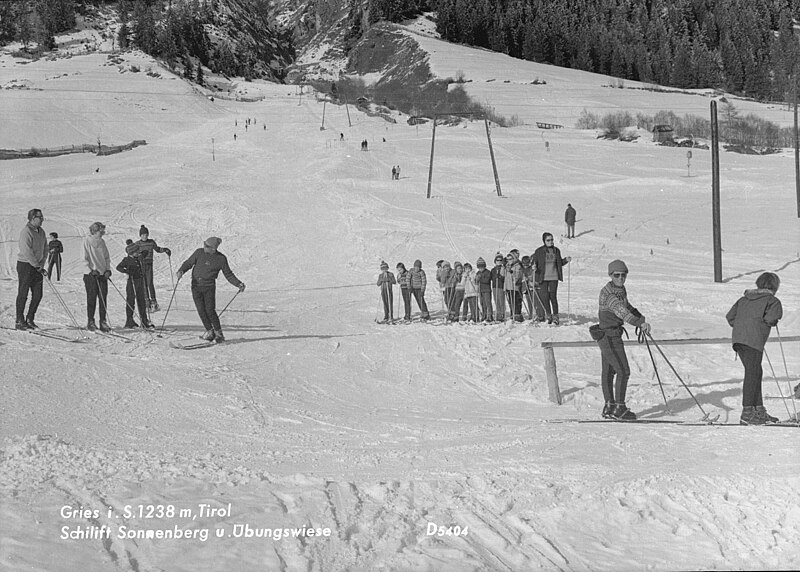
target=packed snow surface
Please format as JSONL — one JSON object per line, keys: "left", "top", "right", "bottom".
{"left": 1, "top": 26, "right": 799, "bottom": 572}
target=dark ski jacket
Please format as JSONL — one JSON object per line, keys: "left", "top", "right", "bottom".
{"left": 179, "top": 248, "right": 242, "bottom": 288}
{"left": 490, "top": 265, "right": 505, "bottom": 289}
{"left": 48, "top": 239, "right": 63, "bottom": 257}
{"left": 726, "top": 289, "right": 782, "bottom": 352}
{"left": 377, "top": 270, "right": 396, "bottom": 287}
{"left": 532, "top": 245, "right": 569, "bottom": 283}
{"left": 116, "top": 255, "right": 144, "bottom": 280}
{"left": 565, "top": 206, "right": 576, "bottom": 224}
{"left": 476, "top": 268, "right": 493, "bottom": 293}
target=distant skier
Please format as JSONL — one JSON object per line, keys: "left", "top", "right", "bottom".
{"left": 490, "top": 253, "right": 506, "bottom": 322}
{"left": 461, "top": 262, "right": 478, "bottom": 322}
{"left": 565, "top": 203, "right": 576, "bottom": 238}
{"left": 340, "top": 133, "right": 344, "bottom": 141}
{"left": 176, "top": 237, "right": 245, "bottom": 343}
{"left": 408, "top": 260, "right": 430, "bottom": 320}
{"left": 391, "top": 166, "right": 396, "bottom": 180}
{"left": 116, "top": 241, "right": 153, "bottom": 329}
{"left": 447, "top": 262, "right": 465, "bottom": 322}
{"left": 15, "top": 208, "right": 48, "bottom": 330}
{"left": 596, "top": 260, "right": 650, "bottom": 420}
{"left": 47, "top": 232, "right": 63, "bottom": 281}
{"left": 83, "top": 222, "right": 112, "bottom": 332}
{"left": 475, "top": 257, "right": 493, "bottom": 322}
{"left": 135, "top": 225, "right": 171, "bottom": 311}
{"left": 396, "top": 262, "right": 412, "bottom": 321}
{"left": 726, "top": 272, "right": 783, "bottom": 425}
{"left": 376, "top": 261, "right": 396, "bottom": 322}
{"left": 396, "top": 165, "right": 401, "bottom": 180}
{"left": 531, "top": 232, "right": 571, "bottom": 325}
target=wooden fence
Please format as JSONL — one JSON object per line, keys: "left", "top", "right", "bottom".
{"left": 0, "top": 140, "right": 146, "bottom": 160}
{"left": 542, "top": 336, "right": 800, "bottom": 404}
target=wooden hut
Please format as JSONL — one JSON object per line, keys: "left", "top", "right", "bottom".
{"left": 652, "top": 124, "right": 674, "bottom": 143}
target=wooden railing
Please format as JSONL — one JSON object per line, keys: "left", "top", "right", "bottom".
{"left": 542, "top": 336, "right": 800, "bottom": 404}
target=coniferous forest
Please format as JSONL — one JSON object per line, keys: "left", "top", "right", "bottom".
{"left": 431, "top": 0, "right": 800, "bottom": 102}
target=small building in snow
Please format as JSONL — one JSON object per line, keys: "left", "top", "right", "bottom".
{"left": 652, "top": 124, "right": 674, "bottom": 143}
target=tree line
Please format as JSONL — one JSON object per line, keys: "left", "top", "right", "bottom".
{"left": 367, "top": 0, "right": 800, "bottom": 103}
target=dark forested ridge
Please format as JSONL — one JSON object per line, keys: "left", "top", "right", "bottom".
{"left": 431, "top": 0, "right": 800, "bottom": 101}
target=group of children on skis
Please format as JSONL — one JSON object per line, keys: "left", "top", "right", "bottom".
{"left": 377, "top": 232, "right": 571, "bottom": 324}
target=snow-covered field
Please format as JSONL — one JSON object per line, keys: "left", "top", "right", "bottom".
{"left": 1, "top": 21, "right": 799, "bottom": 572}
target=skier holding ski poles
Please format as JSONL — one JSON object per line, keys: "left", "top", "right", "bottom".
{"left": 726, "top": 272, "right": 783, "bottom": 425}
{"left": 116, "top": 241, "right": 154, "bottom": 329}
{"left": 176, "top": 237, "right": 245, "bottom": 343}
{"left": 594, "top": 260, "right": 651, "bottom": 420}
{"left": 83, "top": 222, "right": 113, "bottom": 332}
{"left": 135, "top": 225, "right": 172, "bottom": 311}
{"left": 15, "top": 208, "right": 48, "bottom": 330}
{"left": 376, "top": 261, "right": 396, "bottom": 323}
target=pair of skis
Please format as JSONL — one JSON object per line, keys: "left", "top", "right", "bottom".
{"left": 545, "top": 418, "right": 799, "bottom": 428}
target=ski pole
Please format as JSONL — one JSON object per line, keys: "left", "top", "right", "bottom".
{"left": 44, "top": 277, "right": 87, "bottom": 335}
{"left": 775, "top": 325, "right": 798, "bottom": 421}
{"left": 158, "top": 275, "right": 182, "bottom": 336}
{"left": 638, "top": 327, "right": 672, "bottom": 414}
{"left": 375, "top": 284, "right": 383, "bottom": 323}
{"left": 218, "top": 289, "right": 241, "bottom": 319}
{"left": 567, "top": 261, "right": 571, "bottom": 324}
{"left": 108, "top": 277, "right": 136, "bottom": 316}
{"left": 168, "top": 255, "right": 176, "bottom": 309}
{"left": 764, "top": 349, "right": 793, "bottom": 420}
{"left": 646, "top": 332, "right": 715, "bottom": 421}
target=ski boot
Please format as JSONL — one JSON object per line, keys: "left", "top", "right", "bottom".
{"left": 551, "top": 314, "right": 560, "bottom": 326}
{"left": 602, "top": 402, "right": 615, "bottom": 419}
{"left": 213, "top": 330, "right": 225, "bottom": 343}
{"left": 142, "top": 321, "right": 155, "bottom": 330}
{"left": 124, "top": 320, "right": 139, "bottom": 329}
{"left": 87, "top": 320, "right": 97, "bottom": 331}
{"left": 611, "top": 402, "right": 637, "bottom": 420}
{"left": 99, "top": 320, "right": 112, "bottom": 333}
{"left": 15, "top": 319, "right": 29, "bottom": 331}
{"left": 546, "top": 314, "right": 553, "bottom": 324}
{"left": 200, "top": 330, "right": 216, "bottom": 341}
{"left": 25, "top": 316, "right": 39, "bottom": 329}
{"left": 755, "top": 405, "right": 778, "bottom": 424}
{"left": 739, "top": 406, "right": 765, "bottom": 425}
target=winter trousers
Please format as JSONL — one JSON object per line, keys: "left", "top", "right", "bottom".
{"left": 16, "top": 261, "right": 44, "bottom": 323}
{"left": 506, "top": 290, "right": 523, "bottom": 321}
{"left": 448, "top": 289, "right": 464, "bottom": 321}
{"left": 492, "top": 287, "right": 505, "bottom": 321}
{"left": 462, "top": 295, "right": 478, "bottom": 322}
{"left": 479, "top": 291, "right": 493, "bottom": 321}
{"left": 443, "top": 287, "right": 455, "bottom": 316}
{"left": 192, "top": 283, "right": 221, "bottom": 331}
{"left": 522, "top": 290, "right": 535, "bottom": 320}
{"left": 539, "top": 281, "right": 559, "bottom": 318}
{"left": 411, "top": 288, "right": 429, "bottom": 318}
{"left": 380, "top": 284, "right": 394, "bottom": 320}
{"left": 567, "top": 223, "right": 575, "bottom": 238}
{"left": 734, "top": 343, "right": 764, "bottom": 407}
{"left": 47, "top": 253, "right": 62, "bottom": 281}
{"left": 400, "top": 287, "right": 412, "bottom": 320}
{"left": 598, "top": 333, "right": 630, "bottom": 403}
{"left": 142, "top": 262, "right": 157, "bottom": 303}
{"left": 83, "top": 274, "right": 109, "bottom": 322}
{"left": 126, "top": 277, "right": 149, "bottom": 325}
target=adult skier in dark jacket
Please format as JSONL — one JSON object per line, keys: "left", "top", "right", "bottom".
{"left": 176, "top": 237, "right": 245, "bottom": 343}
{"left": 116, "top": 241, "right": 153, "bottom": 329}
{"left": 565, "top": 203, "right": 576, "bottom": 238}
{"left": 726, "top": 272, "right": 783, "bottom": 425}
{"left": 596, "top": 259, "right": 650, "bottom": 420}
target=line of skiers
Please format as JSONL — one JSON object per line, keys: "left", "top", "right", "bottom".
{"left": 14, "top": 209, "right": 244, "bottom": 343}
{"left": 377, "top": 232, "right": 571, "bottom": 324}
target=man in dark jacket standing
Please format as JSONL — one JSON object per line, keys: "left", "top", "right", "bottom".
{"left": 16, "top": 208, "right": 48, "bottom": 330}
{"left": 565, "top": 203, "right": 576, "bottom": 238}
{"left": 531, "top": 232, "right": 571, "bottom": 325}
{"left": 726, "top": 272, "right": 783, "bottom": 425}
{"left": 176, "top": 237, "right": 245, "bottom": 343}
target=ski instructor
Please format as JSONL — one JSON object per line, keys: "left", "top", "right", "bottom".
{"left": 176, "top": 237, "right": 245, "bottom": 343}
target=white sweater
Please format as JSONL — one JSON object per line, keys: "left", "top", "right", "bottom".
{"left": 83, "top": 235, "right": 111, "bottom": 274}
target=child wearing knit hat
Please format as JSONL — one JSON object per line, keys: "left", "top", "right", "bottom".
{"left": 376, "top": 261, "right": 396, "bottom": 323}
{"left": 475, "top": 257, "right": 493, "bottom": 322}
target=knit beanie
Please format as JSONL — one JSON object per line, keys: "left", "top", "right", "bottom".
{"left": 477, "top": 257, "right": 486, "bottom": 267}
{"left": 50, "top": 232, "right": 58, "bottom": 239}
{"left": 608, "top": 259, "right": 629, "bottom": 275}
{"left": 413, "top": 259, "right": 422, "bottom": 268}
{"left": 204, "top": 236, "right": 222, "bottom": 249}
{"left": 125, "top": 242, "right": 140, "bottom": 255}
{"left": 380, "top": 261, "right": 389, "bottom": 270}
{"left": 139, "top": 225, "right": 149, "bottom": 236}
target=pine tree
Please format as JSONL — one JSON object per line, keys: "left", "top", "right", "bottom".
{"left": 196, "top": 62, "right": 204, "bottom": 85}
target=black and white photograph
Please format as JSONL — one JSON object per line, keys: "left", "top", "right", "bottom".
{"left": 1, "top": 0, "right": 799, "bottom": 570}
